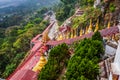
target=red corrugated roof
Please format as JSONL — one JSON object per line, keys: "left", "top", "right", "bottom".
{"left": 9, "top": 69, "right": 37, "bottom": 80}
{"left": 41, "top": 46, "right": 48, "bottom": 53}
{"left": 31, "top": 34, "right": 42, "bottom": 43}
{"left": 31, "top": 42, "right": 42, "bottom": 53}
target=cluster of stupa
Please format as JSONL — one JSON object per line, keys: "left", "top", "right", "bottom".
{"left": 57, "top": 19, "right": 111, "bottom": 41}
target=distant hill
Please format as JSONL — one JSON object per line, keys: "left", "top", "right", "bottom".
{"left": 0, "top": 0, "right": 60, "bottom": 28}
{"left": 0, "top": 0, "right": 59, "bottom": 14}
{"left": 0, "top": 0, "right": 59, "bottom": 8}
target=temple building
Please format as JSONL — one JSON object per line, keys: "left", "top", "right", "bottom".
{"left": 109, "top": 23, "right": 120, "bottom": 80}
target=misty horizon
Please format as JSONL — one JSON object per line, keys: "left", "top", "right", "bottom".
{"left": 0, "top": 0, "right": 26, "bottom": 2}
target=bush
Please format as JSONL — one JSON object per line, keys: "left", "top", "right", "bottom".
{"left": 92, "top": 31, "right": 103, "bottom": 42}
{"left": 65, "top": 38, "right": 104, "bottom": 80}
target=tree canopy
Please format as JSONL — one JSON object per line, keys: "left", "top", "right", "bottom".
{"left": 0, "top": 15, "right": 49, "bottom": 78}
{"left": 38, "top": 43, "right": 70, "bottom": 80}
{"left": 65, "top": 37, "right": 104, "bottom": 79}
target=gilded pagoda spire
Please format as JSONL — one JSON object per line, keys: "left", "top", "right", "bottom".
{"left": 57, "top": 33, "right": 63, "bottom": 40}
{"left": 74, "top": 28, "right": 77, "bottom": 38}
{"left": 42, "top": 30, "right": 50, "bottom": 43}
{"left": 71, "top": 29, "right": 74, "bottom": 38}
{"left": 88, "top": 19, "right": 93, "bottom": 33}
{"left": 107, "top": 13, "right": 112, "bottom": 29}
{"left": 85, "top": 27, "right": 88, "bottom": 34}
{"left": 94, "top": 19, "right": 99, "bottom": 32}
{"left": 32, "top": 50, "right": 47, "bottom": 72}
{"left": 107, "top": 20, "right": 111, "bottom": 29}
{"left": 80, "top": 29, "right": 83, "bottom": 36}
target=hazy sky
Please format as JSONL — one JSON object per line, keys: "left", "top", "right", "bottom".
{"left": 0, "top": 0, "right": 26, "bottom": 3}
{"left": 0, "top": 0, "right": 14, "bottom": 2}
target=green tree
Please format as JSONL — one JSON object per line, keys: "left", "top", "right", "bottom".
{"left": 0, "top": 20, "right": 49, "bottom": 78}
{"left": 65, "top": 38, "right": 104, "bottom": 80}
{"left": 0, "top": 54, "right": 9, "bottom": 77}
{"left": 34, "top": 18, "right": 42, "bottom": 24}
{"left": 61, "top": 0, "right": 76, "bottom": 4}
{"left": 92, "top": 31, "right": 103, "bottom": 42}
{"left": 2, "top": 63, "right": 16, "bottom": 78}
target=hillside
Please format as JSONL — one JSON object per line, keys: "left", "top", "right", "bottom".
{"left": 0, "top": 0, "right": 59, "bottom": 79}
{"left": 0, "top": 0, "right": 120, "bottom": 80}
{"left": 0, "top": 0, "right": 60, "bottom": 28}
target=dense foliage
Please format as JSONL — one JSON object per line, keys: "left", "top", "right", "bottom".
{"left": 0, "top": 8, "right": 48, "bottom": 28}
{"left": 0, "top": 17, "right": 49, "bottom": 78}
{"left": 65, "top": 32, "right": 104, "bottom": 80}
{"left": 38, "top": 43, "right": 70, "bottom": 80}
{"left": 71, "top": 7, "right": 102, "bottom": 29}
{"left": 78, "top": 0, "right": 94, "bottom": 7}
{"left": 55, "top": 0, "right": 95, "bottom": 24}
{"left": 92, "top": 31, "right": 103, "bottom": 42}
{"left": 55, "top": 0, "right": 76, "bottom": 23}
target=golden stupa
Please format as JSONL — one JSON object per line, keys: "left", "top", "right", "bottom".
{"left": 70, "top": 29, "right": 74, "bottom": 38}
{"left": 80, "top": 29, "right": 83, "bottom": 36}
{"left": 32, "top": 54, "right": 47, "bottom": 72}
{"left": 85, "top": 27, "right": 88, "bottom": 34}
{"left": 107, "top": 21, "right": 111, "bottom": 29}
{"left": 88, "top": 19, "right": 93, "bottom": 33}
{"left": 74, "top": 28, "right": 77, "bottom": 38}
{"left": 57, "top": 34, "right": 63, "bottom": 40}
{"left": 66, "top": 31, "right": 69, "bottom": 39}
{"left": 42, "top": 30, "right": 50, "bottom": 43}
{"left": 94, "top": 19, "right": 99, "bottom": 32}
